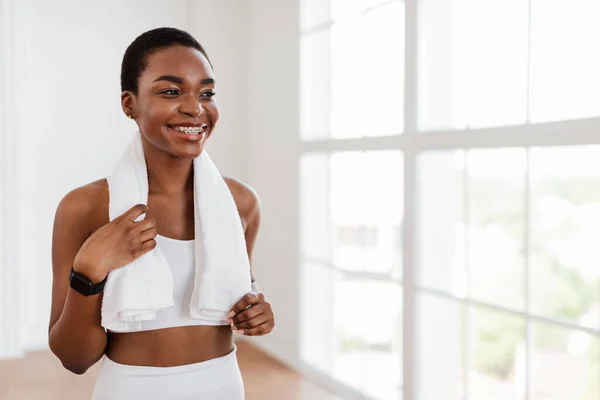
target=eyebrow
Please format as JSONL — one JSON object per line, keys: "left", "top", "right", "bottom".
{"left": 153, "top": 75, "right": 215, "bottom": 85}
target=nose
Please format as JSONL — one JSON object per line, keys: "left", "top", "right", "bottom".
{"left": 178, "top": 94, "right": 204, "bottom": 118}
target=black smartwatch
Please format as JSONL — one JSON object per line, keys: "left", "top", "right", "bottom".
{"left": 69, "top": 267, "right": 107, "bottom": 296}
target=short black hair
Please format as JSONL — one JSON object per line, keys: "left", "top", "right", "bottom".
{"left": 120, "top": 27, "right": 212, "bottom": 94}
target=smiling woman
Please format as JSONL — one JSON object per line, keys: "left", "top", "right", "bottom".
{"left": 47, "top": 27, "right": 274, "bottom": 400}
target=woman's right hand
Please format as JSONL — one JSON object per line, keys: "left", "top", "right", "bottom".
{"left": 72, "top": 204, "right": 157, "bottom": 283}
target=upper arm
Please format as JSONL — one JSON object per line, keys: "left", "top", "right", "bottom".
{"left": 243, "top": 189, "right": 261, "bottom": 277}
{"left": 49, "top": 184, "right": 102, "bottom": 333}
{"left": 224, "top": 177, "right": 261, "bottom": 280}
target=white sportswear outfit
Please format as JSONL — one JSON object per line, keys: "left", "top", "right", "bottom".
{"left": 91, "top": 235, "right": 245, "bottom": 399}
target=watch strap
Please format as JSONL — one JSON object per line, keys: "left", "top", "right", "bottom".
{"left": 69, "top": 267, "right": 107, "bottom": 296}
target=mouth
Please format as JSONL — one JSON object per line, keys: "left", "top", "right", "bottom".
{"left": 166, "top": 124, "right": 209, "bottom": 141}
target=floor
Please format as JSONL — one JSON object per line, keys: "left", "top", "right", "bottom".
{"left": 0, "top": 341, "right": 344, "bottom": 400}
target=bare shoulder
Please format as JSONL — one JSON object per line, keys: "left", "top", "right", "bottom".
{"left": 55, "top": 178, "right": 109, "bottom": 235}
{"left": 223, "top": 176, "right": 260, "bottom": 229}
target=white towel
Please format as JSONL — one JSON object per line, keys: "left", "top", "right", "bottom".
{"left": 101, "top": 131, "right": 252, "bottom": 332}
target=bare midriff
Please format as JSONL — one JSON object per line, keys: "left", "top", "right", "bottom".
{"left": 105, "top": 325, "right": 234, "bottom": 367}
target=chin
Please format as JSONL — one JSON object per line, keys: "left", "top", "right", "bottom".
{"left": 178, "top": 143, "right": 205, "bottom": 159}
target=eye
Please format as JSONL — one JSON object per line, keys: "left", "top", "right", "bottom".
{"left": 201, "top": 91, "right": 216, "bottom": 98}
{"left": 160, "top": 89, "right": 180, "bottom": 96}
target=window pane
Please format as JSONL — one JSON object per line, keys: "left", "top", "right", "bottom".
{"left": 416, "top": 150, "right": 467, "bottom": 296}
{"left": 301, "top": 263, "right": 403, "bottom": 400}
{"left": 530, "top": 146, "right": 600, "bottom": 330}
{"left": 301, "top": 261, "right": 336, "bottom": 374}
{"left": 331, "top": 2, "right": 404, "bottom": 138}
{"left": 418, "top": 0, "right": 528, "bottom": 130}
{"left": 415, "top": 293, "right": 465, "bottom": 400}
{"left": 531, "top": 323, "right": 599, "bottom": 400}
{"left": 301, "top": 30, "right": 331, "bottom": 140}
{"left": 416, "top": 296, "right": 527, "bottom": 400}
{"left": 333, "top": 280, "right": 402, "bottom": 400}
{"left": 300, "top": 153, "right": 331, "bottom": 261}
{"left": 529, "top": 0, "right": 600, "bottom": 123}
{"left": 469, "top": 306, "right": 525, "bottom": 400}
{"left": 417, "top": 148, "right": 527, "bottom": 312}
{"left": 467, "top": 149, "right": 527, "bottom": 311}
{"left": 300, "top": 151, "right": 403, "bottom": 279}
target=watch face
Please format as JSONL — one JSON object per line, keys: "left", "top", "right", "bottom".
{"left": 70, "top": 274, "right": 93, "bottom": 296}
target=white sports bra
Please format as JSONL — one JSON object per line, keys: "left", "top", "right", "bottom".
{"left": 107, "top": 234, "right": 226, "bottom": 333}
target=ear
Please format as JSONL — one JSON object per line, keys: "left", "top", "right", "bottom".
{"left": 121, "top": 91, "right": 137, "bottom": 119}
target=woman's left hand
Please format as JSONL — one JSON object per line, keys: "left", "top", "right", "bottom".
{"left": 227, "top": 292, "right": 274, "bottom": 336}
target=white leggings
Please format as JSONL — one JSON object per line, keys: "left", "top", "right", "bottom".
{"left": 91, "top": 344, "right": 244, "bottom": 399}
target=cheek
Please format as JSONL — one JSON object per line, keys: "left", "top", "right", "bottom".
{"left": 208, "top": 103, "right": 220, "bottom": 123}
{"left": 140, "top": 102, "right": 179, "bottom": 134}
{"left": 147, "top": 99, "right": 177, "bottom": 120}
{"left": 137, "top": 102, "right": 174, "bottom": 142}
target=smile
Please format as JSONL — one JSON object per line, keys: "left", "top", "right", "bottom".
{"left": 172, "top": 126, "right": 204, "bottom": 134}
{"left": 166, "top": 125, "right": 208, "bottom": 142}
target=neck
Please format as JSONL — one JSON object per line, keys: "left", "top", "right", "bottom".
{"left": 141, "top": 136, "right": 194, "bottom": 196}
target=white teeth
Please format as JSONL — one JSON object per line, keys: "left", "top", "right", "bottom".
{"left": 173, "top": 126, "right": 204, "bottom": 134}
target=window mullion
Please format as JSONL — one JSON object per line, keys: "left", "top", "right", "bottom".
{"left": 524, "top": 148, "right": 532, "bottom": 400}
{"left": 403, "top": 0, "right": 419, "bottom": 399}
{"left": 463, "top": 151, "right": 471, "bottom": 400}
{"left": 404, "top": 0, "right": 418, "bottom": 135}
{"left": 402, "top": 150, "right": 417, "bottom": 400}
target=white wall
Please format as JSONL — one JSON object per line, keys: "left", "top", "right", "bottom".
{"left": 0, "top": 0, "right": 22, "bottom": 358}
{"left": 240, "top": 0, "right": 302, "bottom": 367}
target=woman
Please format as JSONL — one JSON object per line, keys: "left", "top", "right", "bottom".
{"left": 48, "top": 27, "right": 274, "bottom": 399}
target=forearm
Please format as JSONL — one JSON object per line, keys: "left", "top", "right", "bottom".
{"left": 48, "top": 287, "right": 107, "bottom": 375}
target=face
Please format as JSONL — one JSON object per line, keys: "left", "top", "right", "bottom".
{"left": 121, "top": 45, "right": 219, "bottom": 159}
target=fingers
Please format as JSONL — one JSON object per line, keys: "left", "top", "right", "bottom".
{"left": 228, "top": 295, "right": 274, "bottom": 337}
{"left": 129, "top": 225, "right": 157, "bottom": 257}
{"left": 228, "top": 292, "right": 264, "bottom": 319}
{"left": 232, "top": 311, "right": 270, "bottom": 330}
{"left": 138, "top": 238, "right": 157, "bottom": 255}
{"left": 229, "top": 301, "right": 266, "bottom": 325}
{"left": 122, "top": 204, "right": 148, "bottom": 223}
{"left": 139, "top": 226, "right": 157, "bottom": 243}
{"left": 125, "top": 213, "right": 157, "bottom": 259}
{"left": 238, "top": 320, "right": 274, "bottom": 336}
{"left": 133, "top": 217, "right": 156, "bottom": 237}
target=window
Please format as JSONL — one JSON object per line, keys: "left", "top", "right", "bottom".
{"left": 300, "top": 1, "right": 600, "bottom": 399}
{"left": 301, "top": 0, "right": 405, "bottom": 139}
{"left": 300, "top": 151, "right": 403, "bottom": 399}
{"left": 417, "top": 147, "right": 600, "bottom": 399}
